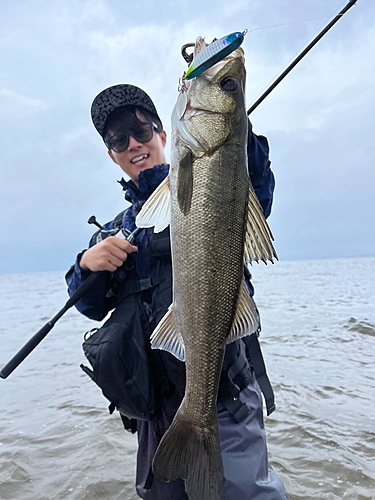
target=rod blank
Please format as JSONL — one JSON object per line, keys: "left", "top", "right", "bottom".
{"left": 248, "top": 0, "right": 358, "bottom": 115}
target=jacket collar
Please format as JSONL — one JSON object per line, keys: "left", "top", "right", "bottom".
{"left": 118, "top": 164, "right": 169, "bottom": 206}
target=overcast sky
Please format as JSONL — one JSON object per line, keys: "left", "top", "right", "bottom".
{"left": 0, "top": 0, "right": 374, "bottom": 274}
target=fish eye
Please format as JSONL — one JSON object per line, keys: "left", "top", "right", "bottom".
{"left": 220, "top": 77, "right": 239, "bottom": 92}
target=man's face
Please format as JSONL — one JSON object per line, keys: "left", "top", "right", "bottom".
{"left": 108, "top": 110, "right": 167, "bottom": 186}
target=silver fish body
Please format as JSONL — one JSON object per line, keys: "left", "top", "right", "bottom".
{"left": 136, "top": 42, "right": 277, "bottom": 500}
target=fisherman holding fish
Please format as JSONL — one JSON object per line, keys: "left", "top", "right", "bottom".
{"left": 66, "top": 40, "right": 288, "bottom": 500}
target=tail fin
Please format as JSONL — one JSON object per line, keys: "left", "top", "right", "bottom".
{"left": 152, "top": 411, "right": 224, "bottom": 500}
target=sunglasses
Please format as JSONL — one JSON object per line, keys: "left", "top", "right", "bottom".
{"left": 104, "top": 121, "right": 159, "bottom": 153}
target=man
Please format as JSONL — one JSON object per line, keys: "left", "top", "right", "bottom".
{"left": 66, "top": 83, "right": 288, "bottom": 499}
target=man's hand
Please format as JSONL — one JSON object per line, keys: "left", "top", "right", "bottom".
{"left": 79, "top": 236, "right": 137, "bottom": 272}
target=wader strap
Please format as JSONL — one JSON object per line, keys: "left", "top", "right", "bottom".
{"left": 245, "top": 333, "right": 275, "bottom": 416}
{"left": 226, "top": 343, "right": 252, "bottom": 398}
{"left": 116, "top": 274, "right": 165, "bottom": 304}
{"left": 220, "top": 396, "right": 249, "bottom": 423}
{"left": 133, "top": 275, "right": 164, "bottom": 293}
{"left": 218, "top": 342, "right": 252, "bottom": 422}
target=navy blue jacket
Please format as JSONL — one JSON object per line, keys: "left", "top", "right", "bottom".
{"left": 65, "top": 121, "right": 274, "bottom": 319}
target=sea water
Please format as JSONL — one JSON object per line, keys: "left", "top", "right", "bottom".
{"left": 0, "top": 257, "right": 374, "bottom": 500}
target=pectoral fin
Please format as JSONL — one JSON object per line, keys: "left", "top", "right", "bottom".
{"left": 244, "top": 185, "right": 278, "bottom": 264}
{"left": 227, "top": 279, "right": 260, "bottom": 344}
{"left": 150, "top": 305, "right": 186, "bottom": 362}
{"left": 177, "top": 152, "right": 194, "bottom": 216}
{"left": 135, "top": 176, "right": 170, "bottom": 233}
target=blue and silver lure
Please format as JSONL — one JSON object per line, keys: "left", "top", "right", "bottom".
{"left": 184, "top": 30, "right": 247, "bottom": 80}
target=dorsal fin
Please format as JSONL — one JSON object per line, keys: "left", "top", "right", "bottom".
{"left": 244, "top": 185, "right": 278, "bottom": 264}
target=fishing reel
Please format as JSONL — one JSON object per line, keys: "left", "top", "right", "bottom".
{"left": 87, "top": 215, "right": 131, "bottom": 244}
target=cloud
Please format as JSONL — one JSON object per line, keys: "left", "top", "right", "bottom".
{"left": 0, "top": 0, "right": 374, "bottom": 273}
{"left": 0, "top": 89, "right": 49, "bottom": 116}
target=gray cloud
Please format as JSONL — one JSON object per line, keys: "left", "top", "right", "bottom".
{"left": 0, "top": 0, "right": 373, "bottom": 273}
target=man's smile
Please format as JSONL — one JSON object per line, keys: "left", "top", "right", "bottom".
{"left": 131, "top": 153, "right": 149, "bottom": 164}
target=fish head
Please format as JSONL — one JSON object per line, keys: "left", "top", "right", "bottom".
{"left": 173, "top": 39, "right": 247, "bottom": 156}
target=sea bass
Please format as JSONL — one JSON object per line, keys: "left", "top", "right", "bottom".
{"left": 136, "top": 39, "right": 277, "bottom": 500}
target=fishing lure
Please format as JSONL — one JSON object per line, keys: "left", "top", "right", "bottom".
{"left": 184, "top": 30, "right": 247, "bottom": 80}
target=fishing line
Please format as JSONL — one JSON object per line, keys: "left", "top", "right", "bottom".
{"left": 249, "top": 0, "right": 353, "bottom": 35}
{"left": 248, "top": 2, "right": 349, "bottom": 92}
{"left": 247, "top": 0, "right": 358, "bottom": 114}
{"left": 246, "top": 16, "right": 334, "bottom": 35}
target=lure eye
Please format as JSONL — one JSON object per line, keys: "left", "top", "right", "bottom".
{"left": 220, "top": 77, "right": 238, "bottom": 92}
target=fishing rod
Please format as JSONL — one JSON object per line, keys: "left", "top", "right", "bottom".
{"left": 1, "top": 2, "right": 358, "bottom": 379}
{"left": 0, "top": 226, "right": 142, "bottom": 380}
{"left": 247, "top": 0, "right": 358, "bottom": 115}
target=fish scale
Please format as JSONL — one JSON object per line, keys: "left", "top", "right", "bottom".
{"left": 172, "top": 145, "right": 248, "bottom": 436}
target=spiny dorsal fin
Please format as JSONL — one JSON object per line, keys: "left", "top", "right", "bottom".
{"left": 150, "top": 305, "right": 186, "bottom": 361}
{"left": 135, "top": 176, "right": 170, "bottom": 233}
{"left": 244, "top": 185, "right": 278, "bottom": 264}
{"left": 227, "top": 279, "right": 260, "bottom": 344}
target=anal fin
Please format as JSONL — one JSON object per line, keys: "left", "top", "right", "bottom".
{"left": 150, "top": 305, "right": 186, "bottom": 361}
